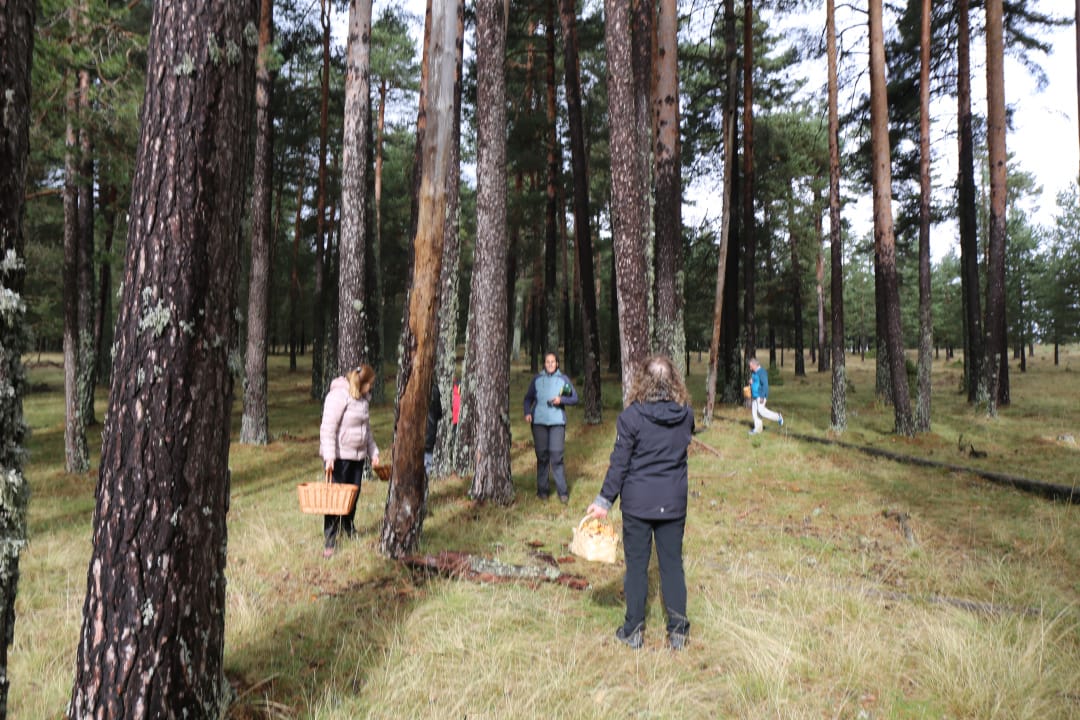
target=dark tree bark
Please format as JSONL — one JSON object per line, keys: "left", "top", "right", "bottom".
{"left": 311, "top": 0, "right": 332, "bottom": 397}
{"left": 653, "top": 0, "right": 684, "bottom": 375}
{"left": 827, "top": 0, "right": 847, "bottom": 431}
{"left": 288, "top": 158, "right": 306, "bottom": 372}
{"left": 957, "top": 0, "right": 984, "bottom": 403}
{"left": 983, "top": 0, "right": 1009, "bottom": 414}
{"left": 558, "top": 0, "right": 602, "bottom": 424}
{"left": 814, "top": 187, "right": 827, "bottom": 373}
{"left": 465, "top": 0, "right": 512, "bottom": 502}
{"left": 705, "top": 0, "right": 738, "bottom": 426}
{"left": 241, "top": 0, "right": 275, "bottom": 446}
{"left": 788, "top": 187, "right": 805, "bottom": 377}
{"left": 741, "top": 0, "right": 757, "bottom": 363}
{"left": 915, "top": 0, "right": 933, "bottom": 432}
{"left": 868, "top": 0, "right": 913, "bottom": 435}
{"left": 77, "top": 59, "right": 97, "bottom": 428}
{"left": 63, "top": 68, "right": 89, "bottom": 474}
{"left": 0, "top": 1, "right": 35, "bottom": 713}
{"left": 544, "top": 9, "right": 560, "bottom": 354}
{"left": 605, "top": 0, "right": 651, "bottom": 398}
{"left": 379, "top": 0, "right": 456, "bottom": 556}
{"left": 338, "top": 0, "right": 374, "bottom": 372}
{"left": 94, "top": 185, "right": 119, "bottom": 384}
{"left": 68, "top": 1, "right": 257, "bottom": 715}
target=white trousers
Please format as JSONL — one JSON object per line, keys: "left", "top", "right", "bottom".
{"left": 752, "top": 397, "right": 781, "bottom": 432}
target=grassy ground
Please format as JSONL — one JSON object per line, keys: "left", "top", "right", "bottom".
{"left": 10, "top": 347, "right": 1080, "bottom": 719}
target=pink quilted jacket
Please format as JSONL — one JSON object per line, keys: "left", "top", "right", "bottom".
{"left": 319, "top": 376, "right": 380, "bottom": 465}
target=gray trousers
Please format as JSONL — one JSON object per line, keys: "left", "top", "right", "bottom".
{"left": 531, "top": 424, "right": 567, "bottom": 497}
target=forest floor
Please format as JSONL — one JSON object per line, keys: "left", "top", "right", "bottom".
{"left": 11, "top": 347, "right": 1080, "bottom": 719}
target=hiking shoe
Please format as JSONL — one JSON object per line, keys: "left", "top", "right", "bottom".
{"left": 322, "top": 546, "right": 335, "bottom": 559}
{"left": 668, "top": 632, "right": 688, "bottom": 651}
{"left": 778, "top": 415, "right": 784, "bottom": 427}
{"left": 558, "top": 494, "right": 569, "bottom": 505}
{"left": 615, "top": 625, "right": 644, "bottom": 650}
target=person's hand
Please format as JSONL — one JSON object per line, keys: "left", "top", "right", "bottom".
{"left": 586, "top": 503, "right": 607, "bottom": 519}
{"left": 525, "top": 414, "right": 533, "bottom": 424}
{"left": 371, "top": 455, "right": 380, "bottom": 468}
{"left": 551, "top": 395, "right": 562, "bottom": 406}
{"left": 324, "top": 462, "right": 334, "bottom": 481}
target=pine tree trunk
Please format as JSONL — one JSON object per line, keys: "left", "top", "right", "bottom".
{"left": 653, "top": 0, "right": 684, "bottom": 375}
{"left": 465, "top": 0, "right": 513, "bottom": 503}
{"left": 815, "top": 187, "right": 828, "bottom": 373}
{"left": 63, "top": 70, "right": 89, "bottom": 474}
{"left": 741, "top": 0, "right": 757, "bottom": 364}
{"left": 558, "top": 0, "right": 603, "bottom": 424}
{"left": 605, "top": 0, "right": 651, "bottom": 399}
{"left": 788, "top": 186, "right": 805, "bottom": 377}
{"left": 94, "top": 185, "right": 118, "bottom": 384}
{"left": 379, "top": 0, "right": 457, "bottom": 556}
{"left": 241, "top": 0, "right": 275, "bottom": 446}
{"left": 68, "top": 2, "right": 256, "bottom": 714}
{"left": 543, "top": 11, "right": 561, "bottom": 355}
{"left": 869, "top": 0, "right": 913, "bottom": 435}
{"left": 957, "top": 0, "right": 984, "bottom": 403}
{"left": 433, "top": 0, "right": 465, "bottom": 480}
{"left": 0, "top": 1, "right": 35, "bottom": 712}
{"left": 288, "top": 159, "right": 306, "bottom": 372}
{"left": 705, "top": 0, "right": 738, "bottom": 425}
{"left": 983, "top": 0, "right": 1009, "bottom": 414}
{"left": 338, "top": 0, "right": 373, "bottom": 372}
{"left": 77, "top": 61, "right": 97, "bottom": 428}
{"left": 311, "top": 0, "right": 331, "bottom": 398}
{"left": 827, "top": 0, "right": 846, "bottom": 431}
{"left": 915, "top": 0, "right": 933, "bottom": 432}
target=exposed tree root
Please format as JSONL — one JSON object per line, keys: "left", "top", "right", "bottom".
{"left": 402, "top": 551, "right": 591, "bottom": 590}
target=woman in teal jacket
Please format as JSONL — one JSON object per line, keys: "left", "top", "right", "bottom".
{"left": 523, "top": 352, "right": 579, "bottom": 502}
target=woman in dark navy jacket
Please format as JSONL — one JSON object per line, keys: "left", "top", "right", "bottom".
{"left": 587, "top": 354, "right": 694, "bottom": 650}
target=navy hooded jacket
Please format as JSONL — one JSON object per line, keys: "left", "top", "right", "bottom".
{"left": 595, "top": 400, "right": 694, "bottom": 520}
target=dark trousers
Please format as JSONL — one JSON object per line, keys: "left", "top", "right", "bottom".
{"left": 531, "top": 424, "right": 567, "bottom": 497}
{"left": 621, "top": 513, "right": 689, "bottom": 636}
{"left": 324, "top": 458, "right": 365, "bottom": 548}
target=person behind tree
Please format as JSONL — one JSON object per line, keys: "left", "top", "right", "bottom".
{"left": 587, "top": 354, "right": 694, "bottom": 650}
{"left": 319, "top": 364, "right": 380, "bottom": 558}
{"left": 424, "top": 381, "right": 443, "bottom": 475}
{"left": 523, "top": 351, "right": 579, "bottom": 503}
{"left": 748, "top": 356, "right": 784, "bottom": 435}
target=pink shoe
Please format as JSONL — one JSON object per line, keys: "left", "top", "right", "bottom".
{"left": 322, "top": 547, "right": 335, "bottom": 559}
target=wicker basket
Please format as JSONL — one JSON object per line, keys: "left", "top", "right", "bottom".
{"left": 569, "top": 515, "right": 620, "bottom": 564}
{"left": 373, "top": 464, "right": 391, "bottom": 481}
{"left": 297, "top": 478, "right": 359, "bottom": 515}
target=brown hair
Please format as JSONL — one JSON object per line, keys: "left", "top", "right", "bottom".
{"left": 346, "top": 364, "right": 376, "bottom": 400}
{"left": 626, "top": 355, "right": 691, "bottom": 407}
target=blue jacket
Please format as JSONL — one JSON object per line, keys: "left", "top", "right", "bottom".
{"left": 750, "top": 366, "right": 769, "bottom": 399}
{"left": 594, "top": 400, "right": 694, "bottom": 520}
{"left": 524, "top": 371, "right": 578, "bottom": 426}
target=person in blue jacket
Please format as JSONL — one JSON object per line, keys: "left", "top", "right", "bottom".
{"left": 587, "top": 354, "right": 694, "bottom": 651}
{"left": 748, "top": 356, "right": 783, "bottom": 435}
{"left": 523, "top": 352, "right": 579, "bottom": 503}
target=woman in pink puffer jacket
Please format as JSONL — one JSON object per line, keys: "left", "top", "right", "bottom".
{"left": 318, "top": 364, "right": 381, "bottom": 557}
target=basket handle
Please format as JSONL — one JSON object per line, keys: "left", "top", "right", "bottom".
{"left": 577, "top": 514, "right": 612, "bottom": 531}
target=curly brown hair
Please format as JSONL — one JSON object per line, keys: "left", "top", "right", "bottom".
{"left": 625, "top": 355, "right": 691, "bottom": 407}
